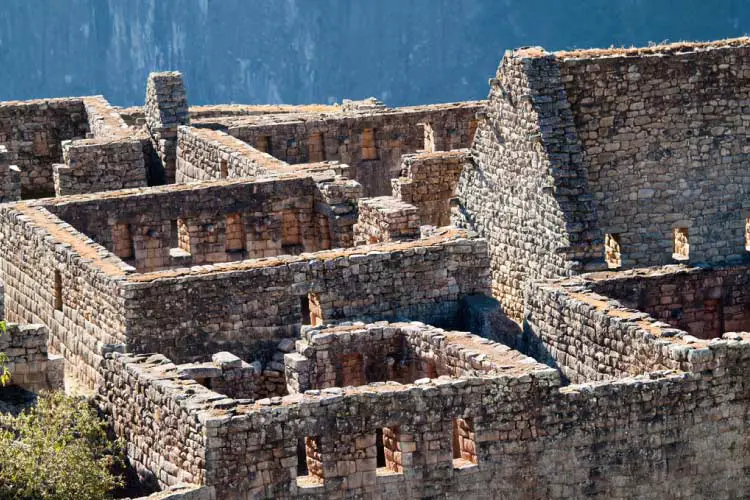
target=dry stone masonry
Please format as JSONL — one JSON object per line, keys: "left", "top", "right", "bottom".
{"left": 3, "top": 37, "right": 750, "bottom": 499}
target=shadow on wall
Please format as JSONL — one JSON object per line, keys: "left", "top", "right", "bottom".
{"left": 457, "top": 294, "right": 565, "bottom": 381}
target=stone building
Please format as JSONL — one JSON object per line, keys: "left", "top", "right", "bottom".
{"left": 1, "top": 37, "right": 750, "bottom": 499}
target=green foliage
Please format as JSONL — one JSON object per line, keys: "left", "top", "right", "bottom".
{"left": 0, "top": 320, "right": 9, "bottom": 387}
{"left": 0, "top": 391, "right": 124, "bottom": 499}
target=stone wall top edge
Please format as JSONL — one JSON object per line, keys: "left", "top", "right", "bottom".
{"left": 124, "top": 229, "right": 483, "bottom": 284}
{"left": 32, "top": 173, "right": 313, "bottom": 208}
{"left": 197, "top": 100, "right": 486, "bottom": 129}
{"left": 1, "top": 204, "right": 133, "bottom": 280}
{"left": 0, "top": 96, "right": 91, "bottom": 108}
{"left": 531, "top": 271, "right": 750, "bottom": 367}
{"left": 512, "top": 36, "right": 750, "bottom": 62}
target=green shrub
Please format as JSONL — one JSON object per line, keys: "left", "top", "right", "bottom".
{"left": 0, "top": 391, "right": 123, "bottom": 499}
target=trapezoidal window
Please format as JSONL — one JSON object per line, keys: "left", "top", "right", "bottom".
{"left": 452, "top": 418, "right": 478, "bottom": 468}
{"left": 673, "top": 227, "right": 689, "bottom": 261}
{"left": 112, "top": 223, "right": 134, "bottom": 260}
{"left": 376, "top": 426, "right": 403, "bottom": 475}
{"left": 422, "top": 122, "right": 436, "bottom": 152}
{"left": 308, "top": 133, "right": 325, "bottom": 162}
{"left": 53, "top": 270, "right": 63, "bottom": 311}
{"left": 605, "top": 233, "right": 622, "bottom": 269}
{"left": 225, "top": 213, "right": 246, "bottom": 253}
{"left": 361, "top": 128, "right": 378, "bottom": 160}
{"left": 296, "top": 436, "right": 324, "bottom": 487}
{"left": 219, "top": 159, "right": 228, "bottom": 179}
{"left": 256, "top": 136, "right": 272, "bottom": 154}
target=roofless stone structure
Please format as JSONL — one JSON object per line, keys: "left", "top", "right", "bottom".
{"left": 1, "top": 38, "right": 750, "bottom": 498}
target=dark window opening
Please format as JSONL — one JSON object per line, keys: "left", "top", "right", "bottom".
{"left": 53, "top": 270, "right": 63, "bottom": 311}
{"left": 300, "top": 296, "right": 311, "bottom": 325}
{"left": 220, "top": 159, "right": 228, "bottom": 179}
{"left": 376, "top": 428, "right": 386, "bottom": 468}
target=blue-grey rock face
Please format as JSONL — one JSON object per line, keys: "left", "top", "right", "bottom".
{"left": 0, "top": 0, "right": 748, "bottom": 106}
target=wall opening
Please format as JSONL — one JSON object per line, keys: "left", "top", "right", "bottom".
{"left": 422, "top": 122, "right": 436, "bottom": 152}
{"left": 452, "top": 418, "right": 477, "bottom": 468}
{"left": 220, "top": 159, "right": 228, "bottom": 179}
{"left": 308, "top": 133, "right": 325, "bottom": 162}
{"left": 339, "top": 353, "right": 365, "bottom": 387}
{"left": 300, "top": 296, "right": 311, "bottom": 326}
{"left": 296, "top": 436, "right": 324, "bottom": 486}
{"left": 112, "top": 223, "right": 134, "bottom": 260}
{"left": 308, "top": 293, "right": 322, "bottom": 326}
{"left": 281, "top": 211, "right": 302, "bottom": 254}
{"left": 377, "top": 426, "right": 403, "bottom": 475}
{"left": 169, "top": 220, "right": 179, "bottom": 249}
{"left": 256, "top": 136, "right": 272, "bottom": 155}
{"left": 673, "top": 227, "right": 689, "bottom": 261}
{"left": 225, "top": 213, "right": 246, "bottom": 253}
{"left": 605, "top": 233, "right": 622, "bottom": 269}
{"left": 361, "top": 128, "right": 378, "bottom": 160}
{"left": 53, "top": 270, "right": 63, "bottom": 311}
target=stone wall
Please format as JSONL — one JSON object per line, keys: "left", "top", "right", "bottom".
{"left": 0, "top": 323, "right": 63, "bottom": 392}
{"left": 0, "top": 98, "right": 89, "bottom": 197}
{"left": 392, "top": 150, "right": 468, "bottom": 227}
{"left": 176, "top": 349, "right": 288, "bottom": 401}
{"left": 456, "top": 51, "right": 605, "bottom": 321}
{"left": 53, "top": 96, "right": 147, "bottom": 196}
{"left": 89, "top": 309, "right": 750, "bottom": 499}
{"left": 145, "top": 72, "right": 189, "bottom": 184}
{"left": 200, "top": 101, "right": 482, "bottom": 196}
{"left": 121, "top": 231, "right": 489, "bottom": 364}
{"left": 0, "top": 203, "right": 131, "bottom": 388}
{"left": 523, "top": 262, "right": 750, "bottom": 383}
{"left": 0, "top": 145, "right": 21, "bottom": 203}
{"left": 175, "top": 126, "right": 291, "bottom": 183}
{"left": 586, "top": 264, "right": 750, "bottom": 339}
{"left": 353, "top": 196, "right": 420, "bottom": 245}
{"left": 45, "top": 176, "right": 323, "bottom": 271}
{"left": 285, "top": 322, "right": 542, "bottom": 393}
{"left": 559, "top": 43, "right": 750, "bottom": 267}
{"left": 458, "top": 41, "right": 750, "bottom": 321}
{"left": 98, "top": 352, "right": 208, "bottom": 490}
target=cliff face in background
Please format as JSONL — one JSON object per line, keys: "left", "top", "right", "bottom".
{"left": 0, "top": 0, "right": 748, "bottom": 106}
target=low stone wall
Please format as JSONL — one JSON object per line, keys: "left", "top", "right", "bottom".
{"left": 0, "top": 97, "right": 89, "bottom": 197}
{"left": 121, "top": 231, "right": 489, "bottom": 363}
{"left": 585, "top": 264, "right": 750, "bottom": 339}
{"left": 524, "top": 263, "right": 750, "bottom": 383}
{"left": 1, "top": 323, "right": 63, "bottom": 392}
{"left": 285, "top": 321, "right": 542, "bottom": 393}
{"left": 54, "top": 137, "right": 146, "bottom": 196}
{"left": 392, "top": 150, "right": 468, "bottom": 227}
{"left": 176, "top": 126, "right": 291, "bottom": 183}
{"left": 176, "top": 349, "right": 288, "bottom": 400}
{"left": 53, "top": 96, "right": 147, "bottom": 196}
{"left": 353, "top": 196, "right": 420, "bottom": 245}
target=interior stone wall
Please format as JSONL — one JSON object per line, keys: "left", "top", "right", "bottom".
{"left": 586, "top": 265, "right": 750, "bottom": 339}
{"left": 120, "top": 232, "right": 489, "bottom": 364}
{"left": 44, "top": 177, "right": 322, "bottom": 271}
{"left": 0, "top": 98, "right": 89, "bottom": 197}
{"left": 560, "top": 44, "right": 750, "bottom": 267}
{"left": 201, "top": 102, "right": 482, "bottom": 196}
